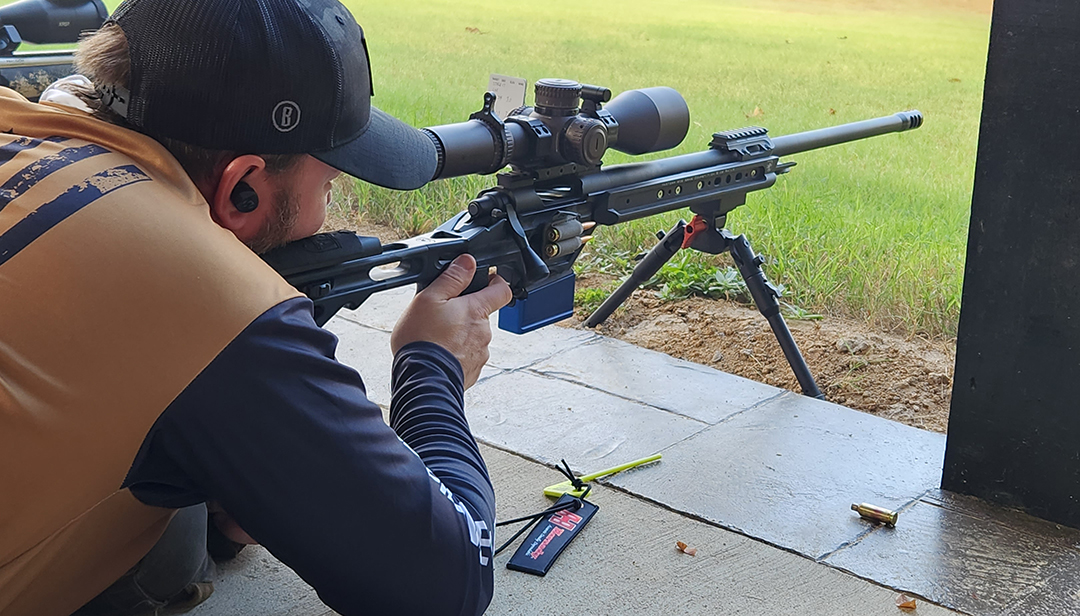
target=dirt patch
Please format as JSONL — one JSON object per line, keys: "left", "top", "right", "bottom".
{"left": 572, "top": 273, "right": 954, "bottom": 432}
{"left": 323, "top": 206, "right": 955, "bottom": 433}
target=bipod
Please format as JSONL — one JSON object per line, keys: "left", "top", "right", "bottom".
{"left": 585, "top": 215, "right": 824, "bottom": 399}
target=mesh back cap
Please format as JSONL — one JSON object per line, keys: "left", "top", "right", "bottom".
{"left": 111, "top": 0, "right": 437, "bottom": 190}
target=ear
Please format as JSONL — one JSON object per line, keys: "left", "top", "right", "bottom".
{"left": 208, "top": 154, "right": 273, "bottom": 244}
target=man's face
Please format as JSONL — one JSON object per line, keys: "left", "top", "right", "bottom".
{"left": 286, "top": 156, "right": 343, "bottom": 239}
{"left": 250, "top": 155, "right": 342, "bottom": 253}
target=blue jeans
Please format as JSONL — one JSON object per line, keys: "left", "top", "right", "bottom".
{"left": 74, "top": 504, "right": 214, "bottom": 615}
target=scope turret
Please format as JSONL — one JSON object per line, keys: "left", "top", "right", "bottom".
{"left": 422, "top": 80, "right": 690, "bottom": 181}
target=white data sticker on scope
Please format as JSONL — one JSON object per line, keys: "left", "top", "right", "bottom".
{"left": 487, "top": 74, "right": 527, "bottom": 120}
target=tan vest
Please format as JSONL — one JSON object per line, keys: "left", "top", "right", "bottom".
{"left": 0, "top": 88, "right": 301, "bottom": 616}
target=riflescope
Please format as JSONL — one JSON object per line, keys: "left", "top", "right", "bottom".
{"left": 422, "top": 78, "right": 691, "bottom": 179}
{"left": 0, "top": 0, "right": 105, "bottom": 50}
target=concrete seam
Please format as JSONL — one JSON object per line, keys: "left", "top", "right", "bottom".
{"left": 816, "top": 488, "right": 932, "bottom": 562}
{"left": 710, "top": 391, "right": 788, "bottom": 426}
{"left": 494, "top": 334, "right": 603, "bottom": 373}
{"left": 814, "top": 526, "right": 881, "bottom": 563}
{"left": 522, "top": 366, "right": 779, "bottom": 426}
{"left": 593, "top": 481, "right": 973, "bottom": 615}
{"left": 332, "top": 313, "right": 393, "bottom": 333}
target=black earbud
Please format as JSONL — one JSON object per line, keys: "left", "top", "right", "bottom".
{"left": 230, "top": 181, "right": 259, "bottom": 213}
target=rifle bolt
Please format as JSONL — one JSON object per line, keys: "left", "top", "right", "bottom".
{"left": 491, "top": 208, "right": 506, "bottom": 219}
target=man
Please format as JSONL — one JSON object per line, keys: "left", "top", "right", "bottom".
{"left": 0, "top": 1, "right": 511, "bottom": 615}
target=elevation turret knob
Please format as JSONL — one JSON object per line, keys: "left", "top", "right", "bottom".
{"left": 534, "top": 79, "right": 582, "bottom": 116}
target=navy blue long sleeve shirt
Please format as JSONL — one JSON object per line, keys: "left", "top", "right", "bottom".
{"left": 122, "top": 298, "right": 495, "bottom": 615}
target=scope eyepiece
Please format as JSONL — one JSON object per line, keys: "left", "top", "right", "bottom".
{"left": 0, "top": 0, "right": 107, "bottom": 45}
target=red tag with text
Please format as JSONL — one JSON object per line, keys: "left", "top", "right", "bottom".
{"left": 506, "top": 495, "right": 599, "bottom": 576}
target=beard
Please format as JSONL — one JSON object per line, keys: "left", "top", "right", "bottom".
{"left": 247, "top": 188, "right": 302, "bottom": 254}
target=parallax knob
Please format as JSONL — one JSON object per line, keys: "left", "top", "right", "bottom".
{"left": 562, "top": 116, "right": 608, "bottom": 166}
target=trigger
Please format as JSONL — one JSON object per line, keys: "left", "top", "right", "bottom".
{"left": 463, "top": 268, "right": 490, "bottom": 296}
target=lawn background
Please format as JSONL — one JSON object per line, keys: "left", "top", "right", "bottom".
{"left": 338, "top": 0, "right": 992, "bottom": 338}
{"left": 5, "top": 0, "right": 993, "bottom": 337}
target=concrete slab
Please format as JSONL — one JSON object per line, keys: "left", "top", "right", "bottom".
{"left": 333, "top": 286, "right": 412, "bottom": 332}
{"left": 464, "top": 370, "right": 707, "bottom": 468}
{"left": 333, "top": 290, "right": 599, "bottom": 372}
{"left": 485, "top": 445, "right": 961, "bottom": 616}
{"left": 530, "top": 336, "right": 781, "bottom": 424}
{"left": 609, "top": 391, "right": 946, "bottom": 560}
{"left": 325, "top": 313, "right": 588, "bottom": 409}
{"left": 826, "top": 489, "right": 1080, "bottom": 616}
{"left": 323, "top": 317, "right": 393, "bottom": 408}
{"left": 189, "top": 445, "right": 962, "bottom": 616}
{"left": 311, "top": 292, "right": 1076, "bottom": 615}
{"left": 485, "top": 323, "right": 598, "bottom": 372}
{"left": 189, "top": 546, "right": 331, "bottom": 616}
{"left": 1006, "top": 565, "right": 1080, "bottom": 616}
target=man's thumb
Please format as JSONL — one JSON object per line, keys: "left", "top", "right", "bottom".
{"left": 423, "top": 254, "right": 477, "bottom": 300}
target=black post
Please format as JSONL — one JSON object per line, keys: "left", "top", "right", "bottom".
{"left": 942, "top": 0, "right": 1080, "bottom": 528}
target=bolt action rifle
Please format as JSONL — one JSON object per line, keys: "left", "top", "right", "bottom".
{"left": 260, "top": 79, "right": 924, "bottom": 399}
{"left": 0, "top": 4, "right": 923, "bottom": 400}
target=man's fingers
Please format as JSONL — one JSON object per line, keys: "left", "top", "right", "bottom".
{"left": 423, "top": 254, "right": 477, "bottom": 301}
{"left": 469, "top": 275, "right": 513, "bottom": 316}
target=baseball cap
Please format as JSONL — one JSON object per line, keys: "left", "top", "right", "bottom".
{"left": 108, "top": 0, "right": 438, "bottom": 190}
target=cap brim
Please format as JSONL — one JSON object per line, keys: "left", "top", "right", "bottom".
{"left": 312, "top": 107, "right": 438, "bottom": 190}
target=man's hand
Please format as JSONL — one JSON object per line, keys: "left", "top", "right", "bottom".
{"left": 391, "top": 254, "right": 513, "bottom": 388}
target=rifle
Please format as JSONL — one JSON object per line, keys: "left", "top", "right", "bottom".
{"left": 0, "top": 4, "right": 922, "bottom": 398}
{"left": 0, "top": 0, "right": 106, "bottom": 100}
{"left": 260, "top": 79, "right": 924, "bottom": 398}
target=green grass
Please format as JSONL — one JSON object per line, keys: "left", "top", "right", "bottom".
{"left": 336, "top": 0, "right": 989, "bottom": 338}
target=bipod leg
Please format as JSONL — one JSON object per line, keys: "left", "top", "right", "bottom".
{"left": 585, "top": 221, "right": 687, "bottom": 328}
{"left": 727, "top": 232, "right": 824, "bottom": 399}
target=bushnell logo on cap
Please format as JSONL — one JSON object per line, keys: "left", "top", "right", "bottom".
{"left": 272, "top": 101, "right": 301, "bottom": 133}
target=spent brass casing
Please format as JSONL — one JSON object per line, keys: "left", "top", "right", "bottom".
{"left": 851, "top": 503, "right": 898, "bottom": 526}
